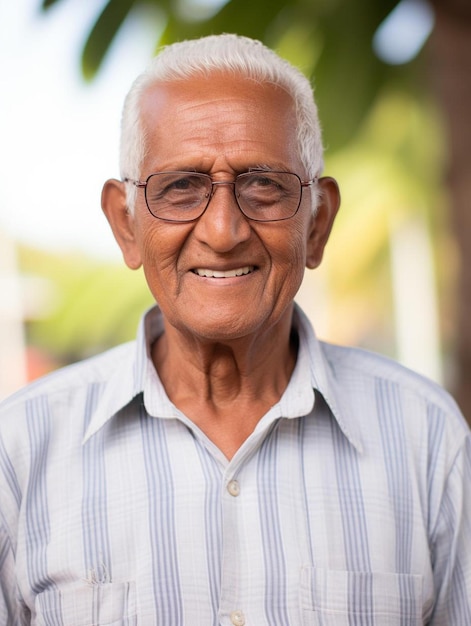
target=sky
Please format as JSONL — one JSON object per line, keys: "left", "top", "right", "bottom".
{"left": 0, "top": 0, "right": 434, "bottom": 261}
{"left": 0, "top": 0, "right": 161, "bottom": 260}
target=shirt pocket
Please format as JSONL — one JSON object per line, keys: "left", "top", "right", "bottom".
{"left": 300, "top": 567, "right": 423, "bottom": 626}
{"left": 35, "top": 581, "right": 137, "bottom": 626}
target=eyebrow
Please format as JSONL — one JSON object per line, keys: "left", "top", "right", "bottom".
{"left": 248, "top": 163, "right": 292, "bottom": 173}
{"left": 145, "top": 163, "right": 293, "bottom": 176}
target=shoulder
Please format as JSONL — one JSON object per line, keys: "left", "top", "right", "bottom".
{"left": 319, "top": 341, "right": 469, "bottom": 451}
{"left": 0, "top": 341, "right": 134, "bottom": 419}
{"left": 321, "top": 341, "right": 461, "bottom": 414}
{"left": 0, "top": 341, "right": 137, "bottom": 499}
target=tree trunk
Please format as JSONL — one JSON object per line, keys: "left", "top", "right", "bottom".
{"left": 428, "top": 0, "right": 471, "bottom": 422}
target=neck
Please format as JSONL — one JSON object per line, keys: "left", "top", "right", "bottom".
{"left": 151, "top": 308, "right": 298, "bottom": 458}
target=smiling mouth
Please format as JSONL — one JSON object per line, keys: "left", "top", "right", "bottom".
{"left": 192, "top": 265, "right": 255, "bottom": 278}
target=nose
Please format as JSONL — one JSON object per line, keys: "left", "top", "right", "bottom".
{"left": 193, "top": 181, "right": 252, "bottom": 252}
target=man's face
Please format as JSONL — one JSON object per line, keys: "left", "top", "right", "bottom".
{"left": 105, "top": 73, "right": 338, "bottom": 342}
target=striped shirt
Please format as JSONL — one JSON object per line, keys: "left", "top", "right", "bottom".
{"left": 0, "top": 304, "right": 470, "bottom": 625}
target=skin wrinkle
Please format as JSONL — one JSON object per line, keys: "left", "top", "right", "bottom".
{"left": 153, "top": 325, "right": 297, "bottom": 406}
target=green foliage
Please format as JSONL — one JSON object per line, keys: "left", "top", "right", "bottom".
{"left": 81, "top": 0, "right": 137, "bottom": 81}
{"left": 41, "top": 0, "right": 61, "bottom": 8}
{"left": 301, "top": 0, "right": 401, "bottom": 150}
{"left": 19, "top": 245, "right": 153, "bottom": 363}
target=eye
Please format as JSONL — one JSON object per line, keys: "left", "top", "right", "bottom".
{"left": 167, "top": 177, "right": 194, "bottom": 191}
{"left": 147, "top": 173, "right": 208, "bottom": 201}
{"left": 248, "top": 174, "right": 281, "bottom": 189}
{"left": 163, "top": 175, "right": 203, "bottom": 194}
{"left": 238, "top": 172, "right": 287, "bottom": 201}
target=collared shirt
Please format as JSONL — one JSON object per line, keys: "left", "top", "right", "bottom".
{"left": 0, "top": 304, "right": 470, "bottom": 625}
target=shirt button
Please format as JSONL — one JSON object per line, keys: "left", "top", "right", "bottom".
{"left": 230, "top": 610, "right": 245, "bottom": 625}
{"left": 227, "top": 479, "right": 240, "bottom": 497}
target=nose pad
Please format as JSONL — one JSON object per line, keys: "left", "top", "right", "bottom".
{"left": 210, "top": 180, "right": 236, "bottom": 196}
{"left": 195, "top": 181, "right": 251, "bottom": 250}
{"left": 205, "top": 181, "right": 241, "bottom": 214}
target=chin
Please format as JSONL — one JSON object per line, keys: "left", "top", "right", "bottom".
{"left": 177, "top": 306, "right": 291, "bottom": 344}
{"left": 190, "top": 322, "right": 259, "bottom": 343}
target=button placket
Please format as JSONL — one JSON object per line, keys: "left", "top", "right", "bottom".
{"left": 220, "top": 464, "right": 247, "bottom": 625}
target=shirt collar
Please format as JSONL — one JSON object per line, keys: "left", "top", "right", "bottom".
{"left": 82, "top": 307, "right": 163, "bottom": 442}
{"left": 84, "top": 304, "right": 362, "bottom": 452}
{"left": 293, "top": 306, "right": 363, "bottom": 452}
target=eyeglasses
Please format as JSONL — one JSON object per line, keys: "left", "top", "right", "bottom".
{"left": 123, "top": 170, "right": 317, "bottom": 223}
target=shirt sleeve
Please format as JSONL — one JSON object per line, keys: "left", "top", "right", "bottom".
{"left": 0, "top": 522, "right": 29, "bottom": 625}
{"left": 429, "top": 434, "right": 471, "bottom": 623}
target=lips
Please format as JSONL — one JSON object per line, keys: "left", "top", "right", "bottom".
{"left": 192, "top": 265, "right": 255, "bottom": 278}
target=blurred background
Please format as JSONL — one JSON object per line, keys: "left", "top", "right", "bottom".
{"left": 1, "top": 0, "right": 470, "bottom": 421}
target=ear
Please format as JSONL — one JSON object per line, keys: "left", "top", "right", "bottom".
{"left": 305, "top": 176, "right": 340, "bottom": 269}
{"left": 101, "top": 179, "right": 142, "bottom": 270}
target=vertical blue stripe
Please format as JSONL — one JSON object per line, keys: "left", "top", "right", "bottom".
{"left": 25, "top": 397, "right": 52, "bottom": 591}
{"left": 439, "top": 475, "right": 471, "bottom": 624}
{"left": 0, "top": 436, "right": 22, "bottom": 509}
{"left": 25, "top": 396, "right": 62, "bottom": 621}
{"left": 82, "top": 383, "right": 112, "bottom": 584}
{"left": 258, "top": 423, "right": 289, "bottom": 625}
{"left": 0, "top": 527, "right": 11, "bottom": 570}
{"left": 450, "top": 557, "right": 471, "bottom": 624}
{"left": 299, "top": 417, "right": 315, "bottom": 567}
{"left": 331, "top": 420, "right": 373, "bottom": 624}
{"left": 426, "top": 403, "right": 445, "bottom": 524}
{"left": 140, "top": 409, "right": 183, "bottom": 624}
{"left": 376, "top": 379, "right": 416, "bottom": 620}
{"left": 195, "top": 442, "right": 222, "bottom": 626}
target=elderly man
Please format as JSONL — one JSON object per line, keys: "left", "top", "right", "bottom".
{"left": 0, "top": 34, "right": 470, "bottom": 625}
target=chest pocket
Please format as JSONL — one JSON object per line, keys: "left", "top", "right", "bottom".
{"left": 300, "top": 567, "right": 423, "bottom": 626}
{"left": 35, "top": 581, "right": 137, "bottom": 626}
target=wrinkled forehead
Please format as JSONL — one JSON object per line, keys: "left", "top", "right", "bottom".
{"left": 138, "top": 73, "right": 300, "bottom": 164}
{"left": 138, "top": 74, "right": 301, "bottom": 172}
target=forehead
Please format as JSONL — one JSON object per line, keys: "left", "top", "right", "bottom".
{"left": 141, "top": 70, "right": 295, "bottom": 116}
{"left": 138, "top": 73, "right": 302, "bottom": 171}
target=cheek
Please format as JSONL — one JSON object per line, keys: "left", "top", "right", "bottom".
{"left": 136, "top": 230, "right": 182, "bottom": 302}
{"left": 138, "top": 222, "right": 189, "bottom": 273}
{"left": 267, "top": 221, "right": 309, "bottom": 270}
{"left": 140, "top": 232, "right": 163, "bottom": 267}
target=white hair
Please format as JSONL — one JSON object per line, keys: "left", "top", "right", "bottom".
{"left": 120, "top": 34, "right": 324, "bottom": 211}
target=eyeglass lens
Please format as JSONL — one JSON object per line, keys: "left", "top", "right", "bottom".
{"left": 144, "top": 171, "right": 302, "bottom": 222}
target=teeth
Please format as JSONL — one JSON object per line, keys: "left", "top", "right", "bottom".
{"left": 193, "top": 266, "right": 254, "bottom": 278}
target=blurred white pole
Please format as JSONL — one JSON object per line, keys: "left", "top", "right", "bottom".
{"left": 0, "top": 233, "right": 27, "bottom": 399}
{"left": 296, "top": 269, "right": 330, "bottom": 338}
{"left": 390, "top": 215, "right": 443, "bottom": 383}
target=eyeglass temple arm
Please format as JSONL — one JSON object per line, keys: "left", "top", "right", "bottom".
{"left": 123, "top": 177, "right": 147, "bottom": 188}
{"left": 300, "top": 177, "right": 318, "bottom": 188}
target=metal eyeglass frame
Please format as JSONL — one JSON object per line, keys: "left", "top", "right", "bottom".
{"left": 123, "top": 171, "right": 317, "bottom": 223}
